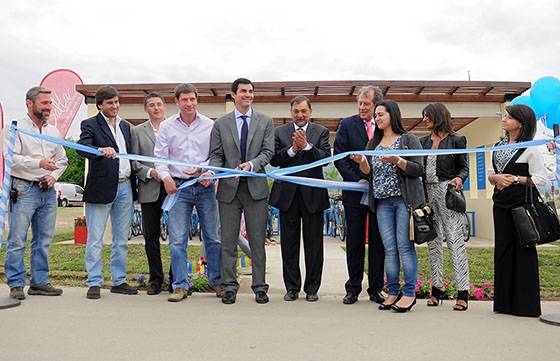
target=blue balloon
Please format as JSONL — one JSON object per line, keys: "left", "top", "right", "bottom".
{"left": 546, "top": 103, "right": 560, "bottom": 127}
{"left": 510, "top": 95, "right": 534, "bottom": 108}
{"left": 530, "top": 76, "right": 560, "bottom": 118}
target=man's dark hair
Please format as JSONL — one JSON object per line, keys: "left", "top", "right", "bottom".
{"left": 505, "top": 104, "right": 537, "bottom": 142}
{"left": 144, "top": 92, "right": 165, "bottom": 107}
{"left": 422, "top": 102, "right": 454, "bottom": 135}
{"left": 231, "top": 78, "right": 254, "bottom": 93}
{"left": 95, "top": 86, "right": 119, "bottom": 109}
{"left": 174, "top": 83, "right": 198, "bottom": 99}
{"left": 290, "top": 95, "right": 312, "bottom": 109}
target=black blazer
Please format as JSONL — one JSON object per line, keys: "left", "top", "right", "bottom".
{"left": 77, "top": 113, "right": 136, "bottom": 204}
{"left": 420, "top": 134, "right": 469, "bottom": 182}
{"left": 333, "top": 114, "right": 370, "bottom": 206}
{"left": 269, "top": 122, "right": 331, "bottom": 214}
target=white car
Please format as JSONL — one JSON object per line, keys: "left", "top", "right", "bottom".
{"left": 55, "top": 182, "right": 84, "bottom": 207}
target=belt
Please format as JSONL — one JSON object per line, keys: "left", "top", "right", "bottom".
{"left": 12, "top": 176, "right": 41, "bottom": 186}
{"left": 118, "top": 178, "right": 129, "bottom": 183}
{"left": 172, "top": 177, "right": 196, "bottom": 182}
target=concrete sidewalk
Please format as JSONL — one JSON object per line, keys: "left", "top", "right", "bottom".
{"left": 1, "top": 287, "right": 559, "bottom": 361}
{"left": 3, "top": 235, "right": 560, "bottom": 360}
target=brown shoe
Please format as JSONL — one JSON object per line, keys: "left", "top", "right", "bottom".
{"left": 28, "top": 283, "right": 63, "bottom": 296}
{"left": 147, "top": 283, "right": 162, "bottom": 295}
{"left": 86, "top": 286, "right": 101, "bottom": 299}
{"left": 110, "top": 283, "right": 138, "bottom": 295}
{"left": 168, "top": 288, "right": 188, "bottom": 302}
{"left": 212, "top": 285, "right": 225, "bottom": 298}
{"left": 10, "top": 287, "right": 26, "bottom": 300}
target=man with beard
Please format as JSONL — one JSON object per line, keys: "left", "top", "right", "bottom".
{"left": 3, "top": 86, "right": 68, "bottom": 300}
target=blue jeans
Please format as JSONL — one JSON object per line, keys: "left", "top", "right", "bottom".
{"left": 85, "top": 181, "right": 133, "bottom": 287}
{"left": 5, "top": 178, "right": 57, "bottom": 288}
{"left": 168, "top": 181, "right": 221, "bottom": 289}
{"left": 376, "top": 196, "right": 418, "bottom": 297}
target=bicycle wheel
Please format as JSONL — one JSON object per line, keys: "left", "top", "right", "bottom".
{"left": 336, "top": 209, "right": 346, "bottom": 242}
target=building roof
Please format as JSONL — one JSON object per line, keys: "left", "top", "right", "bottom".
{"left": 76, "top": 80, "right": 530, "bottom": 104}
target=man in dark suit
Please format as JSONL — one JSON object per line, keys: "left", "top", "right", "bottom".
{"left": 202, "top": 78, "right": 274, "bottom": 305}
{"left": 130, "top": 92, "right": 169, "bottom": 295}
{"left": 334, "top": 86, "right": 385, "bottom": 305}
{"left": 77, "top": 86, "right": 138, "bottom": 300}
{"left": 269, "top": 96, "right": 330, "bottom": 302}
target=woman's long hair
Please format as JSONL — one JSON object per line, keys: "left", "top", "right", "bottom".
{"left": 368, "top": 100, "right": 406, "bottom": 149}
{"left": 505, "top": 104, "right": 536, "bottom": 142}
{"left": 422, "top": 102, "right": 454, "bottom": 135}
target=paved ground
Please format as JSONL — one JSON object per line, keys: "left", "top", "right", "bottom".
{"left": 2, "top": 236, "right": 560, "bottom": 360}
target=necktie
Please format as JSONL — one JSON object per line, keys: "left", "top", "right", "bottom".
{"left": 365, "top": 121, "right": 373, "bottom": 140}
{"left": 240, "top": 115, "right": 248, "bottom": 163}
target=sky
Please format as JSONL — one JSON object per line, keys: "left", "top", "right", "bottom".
{"left": 1, "top": 0, "right": 559, "bottom": 133}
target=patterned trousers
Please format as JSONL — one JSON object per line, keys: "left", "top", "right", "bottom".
{"left": 426, "top": 182, "right": 470, "bottom": 291}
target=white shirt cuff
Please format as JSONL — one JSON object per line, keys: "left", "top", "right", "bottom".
{"left": 146, "top": 168, "right": 153, "bottom": 179}
{"left": 303, "top": 142, "right": 312, "bottom": 151}
{"left": 287, "top": 147, "right": 296, "bottom": 157}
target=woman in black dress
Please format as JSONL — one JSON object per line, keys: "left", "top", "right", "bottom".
{"left": 488, "top": 104, "right": 546, "bottom": 317}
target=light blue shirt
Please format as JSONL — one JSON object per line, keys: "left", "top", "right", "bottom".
{"left": 234, "top": 108, "right": 253, "bottom": 139}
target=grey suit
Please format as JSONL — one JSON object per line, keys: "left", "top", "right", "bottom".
{"left": 209, "top": 110, "right": 274, "bottom": 293}
{"left": 131, "top": 121, "right": 160, "bottom": 204}
{"left": 131, "top": 121, "right": 168, "bottom": 286}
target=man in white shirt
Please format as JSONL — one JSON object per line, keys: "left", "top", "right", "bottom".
{"left": 77, "top": 86, "right": 137, "bottom": 300}
{"left": 3, "top": 86, "right": 68, "bottom": 300}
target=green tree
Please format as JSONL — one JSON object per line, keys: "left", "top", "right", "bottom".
{"left": 58, "top": 145, "right": 85, "bottom": 187}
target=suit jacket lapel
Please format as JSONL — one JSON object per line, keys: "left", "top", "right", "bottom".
{"left": 96, "top": 113, "right": 118, "bottom": 148}
{"left": 143, "top": 121, "right": 156, "bottom": 145}
{"left": 247, "top": 110, "right": 258, "bottom": 150}
{"left": 354, "top": 116, "right": 369, "bottom": 144}
{"left": 227, "top": 112, "right": 241, "bottom": 151}
{"left": 120, "top": 120, "right": 131, "bottom": 152}
{"left": 306, "top": 122, "right": 316, "bottom": 145}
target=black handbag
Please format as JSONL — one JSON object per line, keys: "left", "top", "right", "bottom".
{"left": 411, "top": 205, "right": 438, "bottom": 244}
{"left": 511, "top": 180, "right": 560, "bottom": 247}
{"left": 445, "top": 184, "right": 466, "bottom": 213}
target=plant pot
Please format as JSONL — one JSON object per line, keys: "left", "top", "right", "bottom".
{"left": 74, "top": 225, "right": 88, "bottom": 244}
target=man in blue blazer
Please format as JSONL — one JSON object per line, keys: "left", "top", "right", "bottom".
{"left": 334, "top": 86, "right": 385, "bottom": 305}
{"left": 77, "top": 86, "right": 138, "bottom": 300}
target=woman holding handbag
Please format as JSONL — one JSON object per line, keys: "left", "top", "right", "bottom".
{"left": 350, "top": 100, "right": 424, "bottom": 313}
{"left": 420, "top": 103, "right": 470, "bottom": 311}
{"left": 488, "top": 104, "right": 546, "bottom": 317}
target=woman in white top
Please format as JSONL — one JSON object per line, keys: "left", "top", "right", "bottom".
{"left": 487, "top": 104, "right": 547, "bottom": 317}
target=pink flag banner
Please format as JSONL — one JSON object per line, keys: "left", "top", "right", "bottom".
{"left": 0, "top": 101, "right": 4, "bottom": 183}
{"left": 39, "top": 69, "right": 84, "bottom": 138}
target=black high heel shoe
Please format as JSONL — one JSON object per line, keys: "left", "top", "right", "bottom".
{"left": 453, "top": 290, "right": 469, "bottom": 311}
{"left": 378, "top": 294, "right": 402, "bottom": 310}
{"left": 427, "top": 286, "right": 444, "bottom": 307}
{"left": 391, "top": 297, "right": 417, "bottom": 313}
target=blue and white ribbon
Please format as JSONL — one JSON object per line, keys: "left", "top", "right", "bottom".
{"left": 0, "top": 123, "right": 17, "bottom": 247}
{"left": 7, "top": 126, "right": 559, "bottom": 213}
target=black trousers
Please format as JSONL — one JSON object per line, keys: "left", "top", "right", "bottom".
{"left": 279, "top": 189, "right": 324, "bottom": 295}
{"left": 493, "top": 205, "right": 541, "bottom": 317}
{"left": 344, "top": 205, "right": 384, "bottom": 296}
{"left": 140, "top": 185, "right": 171, "bottom": 285}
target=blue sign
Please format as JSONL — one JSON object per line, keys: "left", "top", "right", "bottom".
{"left": 476, "top": 147, "right": 486, "bottom": 190}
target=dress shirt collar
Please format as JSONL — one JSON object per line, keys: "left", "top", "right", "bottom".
{"left": 100, "top": 112, "right": 122, "bottom": 127}
{"left": 234, "top": 107, "right": 253, "bottom": 120}
{"left": 174, "top": 112, "right": 201, "bottom": 127}
{"left": 293, "top": 122, "right": 309, "bottom": 132}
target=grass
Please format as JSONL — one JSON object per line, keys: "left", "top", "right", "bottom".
{"left": 364, "top": 246, "right": 560, "bottom": 299}
{"left": 0, "top": 244, "right": 202, "bottom": 288}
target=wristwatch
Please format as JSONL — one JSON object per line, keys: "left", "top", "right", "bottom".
{"left": 514, "top": 175, "right": 520, "bottom": 184}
